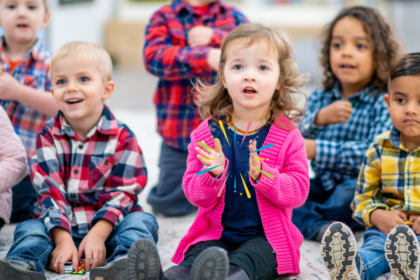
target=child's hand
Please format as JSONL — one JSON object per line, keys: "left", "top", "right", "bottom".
{"left": 207, "top": 48, "right": 221, "bottom": 71}
{"left": 50, "top": 228, "right": 79, "bottom": 274}
{"left": 371, "top": 209, "right": 407, "bottom": 235}
{"left": 78, "top": 230, "right": 107, "bottom": 271}
{"left": 195, "top": 138, "right": 225, "bottom": 177}
{"left": 0, "top": 67, "right": 21, "bottom": 101}
{"left": 314, "top": 101, "right": 352, "bottom": 126}
{"left": 408, "top": 215, "right": 420, "bottom": 234}
{"left": 188, "top": 26, "right": 213, "bottom": 47}
{"left": 249, "top": 140, "right": 261, "bottom": 182}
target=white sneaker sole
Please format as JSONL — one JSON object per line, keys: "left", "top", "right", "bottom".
{"left": 385, "top": 225, "right": 420, "bottom": 280}
{"left": 321, "top": 222, "right": 361, "bottom": 280}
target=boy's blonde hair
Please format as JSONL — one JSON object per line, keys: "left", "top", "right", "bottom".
{"left": 51, "top": 41, "right": 113, "bottom": 81}
{"left": 196, "top": 23, "right": 308, "bottom": 127}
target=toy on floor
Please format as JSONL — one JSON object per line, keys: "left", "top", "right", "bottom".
{"left": 64, "top": 259, "right": 86, "bottom": 274}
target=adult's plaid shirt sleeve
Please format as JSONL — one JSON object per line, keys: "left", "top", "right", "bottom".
{"left": 31, "top": 108, "right": 147, "bottom": 235}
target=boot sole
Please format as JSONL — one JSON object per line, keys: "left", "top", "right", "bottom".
{"left": 126, "top": 238, "right": 161, "bottom": 280}
{"left": 89, "top": 257, "right": 128, "bottom": 280}
{"left": 0, "top": 260, "right": 46, "bottom": 280}
{"left": 190, "top": 247, "right": 229, "bottom": 280}
{"left": 321, "top": 222, "right": 360, "bottom": 280}
{"left": 385, "top": 225, "right": 420, "bottom": 280}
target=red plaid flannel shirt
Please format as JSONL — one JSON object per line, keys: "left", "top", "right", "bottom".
{"left": 144, "top": 0, "right": 248, "bottom": 150}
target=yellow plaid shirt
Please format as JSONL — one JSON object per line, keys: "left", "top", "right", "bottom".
{"left": 352, "top": 127, "right": 420, "bottom": 227}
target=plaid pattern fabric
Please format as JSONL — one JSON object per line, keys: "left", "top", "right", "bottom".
{"left": 0, "top": 37, "right": 52, "bottom": 159}
{"left": 144, "top": 0, "right": 248, "bottom": 150}
{"left": 30, "top": 106, "right": 147, "bottom": 235}
{"left": 300, "top": 83, "right": 393, "bottom": 191}
{"left": 352, "top": 127, "right": 420, "bottom": 227}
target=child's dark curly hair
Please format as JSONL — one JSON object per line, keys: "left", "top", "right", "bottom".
{"left": 320, "top": 6, "right": 399, "bottom": 92}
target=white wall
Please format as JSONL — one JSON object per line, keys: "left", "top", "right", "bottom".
{"left": 47, "top": 0, "right": 115, "bottom": 51}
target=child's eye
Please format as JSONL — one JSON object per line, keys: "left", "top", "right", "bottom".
{"left": 7, "top": 5, "right": 16, "bottom": 9}
{"left": 233, "top": 65, "right": 243, "bottom": 70}
{"left": 396, "top": 98, "right": 405, "bottom": 103}
{"left": 27, "top": 5, "right": 37, "bottom": 10}
{"left": 332, "top": 43, "right": 342, "bottom": 49}
{"left": 56, "top": 79, "right": 66, "bottom": 85}
{"left": 79, "top": 77, "right": 89, "bottom": 82}
{"left": 357, "top": 44, "right": 367, "bottom": 50}
{"left": 259, "top": 66, "right": 268, "bottom": 71}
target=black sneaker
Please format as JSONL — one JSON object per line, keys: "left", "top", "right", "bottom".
{"left": 126, "top": 238, "right": 162, "bottom": 280}
{"left": 385, "top": 225, "right": 420, "bottom": 280}
{"left": 190, "top": 247, "right": 229, "bottom": 280}
{"left": 0, "top": 259, "right": 45, "bottom": 280}
{"left": 89, "top": 255, "right": 129, "bottom": 280}
{"left": 321, "top": 222, "right": 361, "bottom": 280}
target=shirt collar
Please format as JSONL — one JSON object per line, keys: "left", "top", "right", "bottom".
{"left": 52, "top": 105, "right": 119, "bottom": 138}
{"left": 328, "top": 82, "right": 379, "bottom": 103}
{"left": 0, "top": 36, "right": 47, "bottom": 63}
{"left": 172, "top": 0, "right": 224, "bottom": 17}
{"left": 388, "top": 125, "right": 420, "bottom": 152}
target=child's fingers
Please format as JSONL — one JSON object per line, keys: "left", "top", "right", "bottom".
{"left": 195, "top": 146, "right": 210, "bottom": 158}
{"left": 73, "top": 250, "right": 79, "bottom": 271}
{"left": 84, "top": 250, "right": 92, "bottom": 271}
{"left": 214, "top": 138, "right": 223, "bottom": 153}
{"left": 397, "top": 211, "right": 408, "bottom": 222}
{"left": 197, "top": 155, "right": 212, "bottom": 166}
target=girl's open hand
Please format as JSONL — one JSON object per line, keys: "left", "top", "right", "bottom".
{"left": 195, "top": 138, "right": 225, "bottom": 176}
{"left": 249, "top": 140, "right": 261, "bottom": 181}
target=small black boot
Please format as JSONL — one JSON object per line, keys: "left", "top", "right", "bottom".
{"left": 126, "top": 238, "right": 164, "bottom": 280}
{"left": 164, "top": 265, "right": 191, "bottom": 280}
{"left": 190, "top": 247, "right": 229, "bottom": 280}
{"left": 226, "top": 266, "right": 249, "bottom": 280}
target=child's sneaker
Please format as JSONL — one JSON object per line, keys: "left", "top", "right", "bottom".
{"left": 126, "top": 238, "right": 162, "bottom": 280}
{"left": 385, "top": 225, "right": 420, "bottom": 280}
{"left": 0, "top": 259, "right": 45, "bottom": 280}
{"left": 190, "top": 247, "right": 229, "bottom": 280}
{"left": 89, "top": 255, "right": 129, "bottom": 280}
{"left": 321, "top": 222, "right": 361, "bottom": 280}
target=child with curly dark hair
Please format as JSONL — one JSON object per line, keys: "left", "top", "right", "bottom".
{"left": 293, "top": 6, "right": 399, "bottom": 242}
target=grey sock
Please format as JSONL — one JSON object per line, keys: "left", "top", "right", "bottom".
{"left": 314, "top": 221, "right": 335, "bottom": 242}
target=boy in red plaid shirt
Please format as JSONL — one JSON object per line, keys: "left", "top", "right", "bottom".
{"left": 144, "top": 0, "right": 248, "bottom": 216}
{"left": 0, "top": 42, "right": 158, "bottom": 280}
{"left": 0, "top": 0, "right": 60, "bottom": 223}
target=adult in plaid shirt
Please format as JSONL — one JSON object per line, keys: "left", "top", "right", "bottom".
{"left": 0, "top": 0, "right": 59, "bottom": 223}
{"left": 1, "top": 42, "right": 158, "bottom": 280}
{"left": 292, "top": 6, "right": 397, "bottom": 242}
{"left": 144, "top": 0, "right": 248, "bottom": 216}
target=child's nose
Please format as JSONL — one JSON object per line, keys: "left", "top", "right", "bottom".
{"left": 405, "top": 103, "right": 418, "bottom": 115}
{"left": 66, "top": 81, "right": 78, "bottom": 92}
{"left": 243, "top": 73, "right": 256, "bottom": 82}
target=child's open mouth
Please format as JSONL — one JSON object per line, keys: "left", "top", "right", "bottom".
{"left": 16, "top": 24, "right": 29, "bottom": 28}
{"left": 243, "top": 87, "right": 257, "bottom": 94}
{"left": 66, "top": 99, "right": 84, "bottom": 105}
{"left": 340, "top": 64, "right": 356, "bottom": 70}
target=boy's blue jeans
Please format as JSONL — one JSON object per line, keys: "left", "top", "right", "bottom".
{"left": 292, "top": 177, "right": 363, "bottom": 240}
{"left": 5, "top": 212, "right": 158, "bottom": 275}
{"left": 357, "top": 227, "right": 420, "bottom": 280}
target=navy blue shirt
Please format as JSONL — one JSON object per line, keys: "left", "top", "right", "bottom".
{"left": 208, "top": 120, "right": 271, "bottom": 243}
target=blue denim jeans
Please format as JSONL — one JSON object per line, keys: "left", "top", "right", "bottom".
{"left": 292, "top": 177, "right": 362, "bottom": 240}
{"left": 357, "top": 227, "right": 420, "bottom": 280}
{"left": 6, "top": 211, "right": 158, "bottom": 274}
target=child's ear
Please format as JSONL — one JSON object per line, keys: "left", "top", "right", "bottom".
{"left": 41, "top": 12, "right": 51, "bottom": 29}
{"left": 102, "top": 80, "right": 115, "bottom": 101}
{"left": 384, "top": 94, "right": 391, "bottom": 113}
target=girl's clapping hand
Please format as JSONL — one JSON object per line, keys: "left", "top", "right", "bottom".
{"left": 195, "top": 138, "right": 226, "bottom": 176}
{"left": 249, "top": 140, "right": 261, "bottom": 182}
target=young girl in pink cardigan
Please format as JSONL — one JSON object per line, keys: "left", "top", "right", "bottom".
{"left": 130, "top": 23, "right": 310, "bottom": 280}
{"left": 0, "top": 106, "right": 27, "bottom": 230}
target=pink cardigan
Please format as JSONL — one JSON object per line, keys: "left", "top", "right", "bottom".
{"left": 0, "top": 106, "right": 27, "bottom": 224}
{"left": 172, "top": 116, "right": 309, "bottom": 276}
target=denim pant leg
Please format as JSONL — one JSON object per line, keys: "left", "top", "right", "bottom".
{"left": 292, "top": 178, "right": 332, "bottom": 239}
{"left": 293, "top": 178, "right": 359, "bottom": 240}
{"left": 105, "top": 212, "right": 159, "bottom": 264}
{"left": 357, "top": 228, "right": 390, "bottom": 280}
{"left": 6, "top": 219, "right": 53, "bottom": 274}
{"left": 147, "top": 142, "right": 197, "bottom": 216}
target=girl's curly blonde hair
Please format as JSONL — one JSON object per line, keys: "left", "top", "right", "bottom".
{"left": 196, "top": 23, "right": 308, "bottom": 128}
